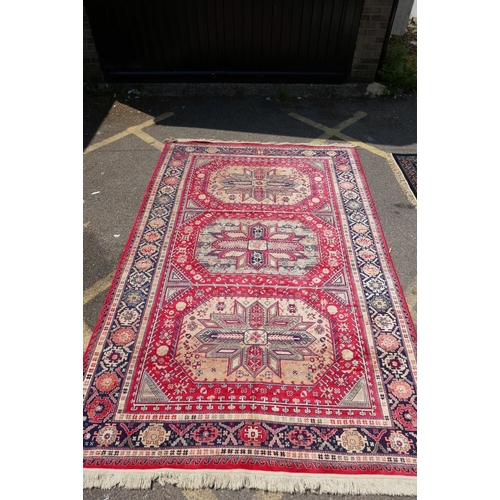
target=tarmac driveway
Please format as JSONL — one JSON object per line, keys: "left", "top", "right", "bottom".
{"left": 83, "top": 83, "right": 417, "bottom": 500}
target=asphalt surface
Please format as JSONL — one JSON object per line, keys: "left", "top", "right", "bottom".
{"left": 83, "top": 84, "right": 417, "bottom": 500}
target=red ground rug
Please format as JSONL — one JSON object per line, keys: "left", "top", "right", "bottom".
{"left": 83, "top": 141, "right": 417, "bottom": 495}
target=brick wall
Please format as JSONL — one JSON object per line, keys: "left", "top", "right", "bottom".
{"left": 350, "top": 0, "right": 396, "bottom": 82}
{"left": 83, "top": 6, "right": 103, "bottom": 82}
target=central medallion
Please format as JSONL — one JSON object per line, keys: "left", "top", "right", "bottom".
{"left": 196, "top": 218, "right": 319, "bottom": 274}
{"left": 175, "top": 297, "right": 334, "bottom": 384}
{"left": 244, "top": 329, "right": 268, "bottom": 345}
{"left": 208, "top": 165, "right": 311, "bottom": 205}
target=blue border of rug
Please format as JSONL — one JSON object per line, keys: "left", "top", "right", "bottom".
{"left": 392, "top": 154, "right": 417, "bottom": 197}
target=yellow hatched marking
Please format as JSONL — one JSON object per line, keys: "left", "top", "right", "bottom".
{"left": 83, "top": 272, "right": 114, "bottom": 305}
{"left": 83, "top": 129, "right": 131, "bottom": 154}
{"left": 334, "top": 111, "right": 369, "bottom": 131}
{"left": 182, "top": 489, "right": 219, "bottom": 500}
{"left": 132, "top": 129, "right": 165, "bottom": 151}
{"left": 309, "top": 111, "right": 368, "bottom": 144}
{"left": 289, "top": 113, "right": 332, "bottom": 133}
{"left": 327, "top": 130, "right": 388, "bottom": 158}
{"left": 253, "top": 492, "right": 284, "bottom": 500}
{"left": 84, "top": 111, "right": 173, "bottom": 154}
{"left": 289, "top": 111, "right": 416, "bottom": 205}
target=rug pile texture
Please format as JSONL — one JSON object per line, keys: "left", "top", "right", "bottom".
{"left": 392, "top": 153, "right": 417, "bottom": 197}
{"left": 83, "top": 141, "right": 417, "bottom": 495}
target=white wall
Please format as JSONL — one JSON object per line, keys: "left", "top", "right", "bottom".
{"left": 411, "top": 0, "right": 417, "bottom": 20}
{"left": 392, "top": 0, "right": 415, "bottom": 35}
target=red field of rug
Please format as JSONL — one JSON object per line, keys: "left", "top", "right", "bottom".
{"left": 83, "top": 141, "right": 417, "bottom": 495}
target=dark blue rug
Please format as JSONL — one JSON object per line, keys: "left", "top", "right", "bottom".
{"left": 392, "top": 154, "right": 417, "bottom": 197}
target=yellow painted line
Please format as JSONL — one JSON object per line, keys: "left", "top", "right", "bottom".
{"left": 290, "top": 111, "right": 367, "bottom": 146}
{"left": 182, "top": 489, "right": 219, "bottom": 500}
{"left": 289, "top": 113, "right": 331, "bottom": 133}
{"left": 327, "top": 130, "right": 388, "bottom": 158}
{"left": 84, "top": 111, "right": 174, "bottom": 154}
{"left": 83, "top": 272, "right": 114, "bottom": 305}
{"left": 289, "top": 112, "right": 383, "bottom": 155}
{"left": 132, "top": 129, "right": 165, "bottom": 151}
{"left": 310, "top": 111, "right": 368, "bottom": 145}
{"left": 334, "top": 130, "right": 416, "bottom": 208}
{"left": 386, "top": 152, "right": 417, "bottom": 205}
{"left": 334, "top": 111, "right": 368, "bottom": 131}
{"left": 83, "top": 320, "right": 93, "bottom": 352}
{"left": 289, "top": 111, "right": 416, "bottom": 205}
{"left": 253, "top": 491, "right": 284, "bottom": 500}
{"left": 84, "top": 129, "right": 132, "bottom": 154}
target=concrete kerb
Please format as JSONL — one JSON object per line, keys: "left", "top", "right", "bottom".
{"left": 92, "top": 82, "right": 373, "bottom": 99}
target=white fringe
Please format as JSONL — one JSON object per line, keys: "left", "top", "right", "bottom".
{"left": 387, "top": 154, "right": 417, "bottom": 207}
{"left": 83, "top": 468, "right": 416, "bottom": 496}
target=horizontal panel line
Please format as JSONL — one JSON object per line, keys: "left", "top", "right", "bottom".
{"left": 109, "top": 71, "right": 345, "bottom": 77}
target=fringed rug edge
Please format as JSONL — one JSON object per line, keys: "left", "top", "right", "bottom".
{"left": 83, "top": 469, "right": 416, "bottom": 496}
{"left": 390, "top": 153, "right": 417, "bottom": 202}
{"left": 169, "top": 138, "right": 355, "bottom": 148}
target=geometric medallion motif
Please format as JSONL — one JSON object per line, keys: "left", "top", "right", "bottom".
{"left": 208, "top": 165, "right": 311, "bottom": 205}
{"left": 84, "top": 142, "right": 417, "bottom": 495}
{"left": 196, "top": 218, "right": 318, "bottom": 274}
{"left": 176, "top": 297, "right": 334, "bottom": 384}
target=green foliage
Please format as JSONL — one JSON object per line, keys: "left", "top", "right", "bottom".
{"left": 275, "top": 86, "right": 293, "bottom": 102}
{"left": 379, "top": 30, "right": 417, "bottom": 95}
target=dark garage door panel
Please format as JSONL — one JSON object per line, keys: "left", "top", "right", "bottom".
{"left": 84, "top": 0, "right": 365, "bottom": 82}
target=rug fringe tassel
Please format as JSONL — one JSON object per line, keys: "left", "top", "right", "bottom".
{"left": 83, "top": 469, "right": 416, "bottom": 496}
{"left": 387, "top": 154, "right": 417, "bottom": 207}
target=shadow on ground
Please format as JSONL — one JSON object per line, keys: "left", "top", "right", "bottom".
{"left": 84, "top": 83, "right": 416, "bottom": 151}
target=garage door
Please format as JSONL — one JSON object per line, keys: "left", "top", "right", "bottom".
{"left": 84, "top": 0, "right": 365, "bottom": 82}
